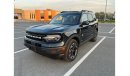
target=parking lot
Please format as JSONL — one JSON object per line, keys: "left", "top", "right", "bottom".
{"left": 14, "top": 22, "right": 115, "bottom": 76}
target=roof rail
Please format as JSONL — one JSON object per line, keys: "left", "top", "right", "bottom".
{"left": 61, "top": 11, "right": 80, "bottom": 13}
{"left": 61, "top": 10, "right": 93, "bottom": 13}
{"left": 81, "top": 10, "right": 92, "bottom": 12}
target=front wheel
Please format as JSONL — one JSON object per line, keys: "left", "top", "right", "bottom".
{"left": 63, "top": 39, "right": 78, "bottom": 62}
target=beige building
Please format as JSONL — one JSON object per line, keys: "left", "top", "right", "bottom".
{"left": 14, "top": 8, "right": 23, "bottom": 19}
{"left": 23, "top": 10, "right": 36, "bottom": 21}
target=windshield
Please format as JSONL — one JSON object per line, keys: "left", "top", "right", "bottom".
{"left": 49, "top": 13, "right": 81, "bottom": 25}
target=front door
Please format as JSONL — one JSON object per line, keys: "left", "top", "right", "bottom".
{"left": 87, "top": 13, "right": 97, "bottom": 36}
{"left": 80, "top": 13, "right": 92, "bottom": 42}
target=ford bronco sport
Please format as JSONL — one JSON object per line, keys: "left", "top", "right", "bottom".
{"left": 24, "top": 10, "right": 98, "bottom": 61}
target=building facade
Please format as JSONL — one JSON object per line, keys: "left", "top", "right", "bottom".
{"left": 14, "top": 8, "right": 59, "bottom": 22}
{"left": 14, "top": 9, "right": 23, "bottom": 19}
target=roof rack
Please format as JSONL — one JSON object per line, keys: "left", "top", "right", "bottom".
{"left": 81, "top": 10, "right": 92, "bottom": 12}
{"left": 61, "top": 10, "right": 93, "bottom": 13}
{"left": 61, "top": 11, "right": 80, "bottom": 13}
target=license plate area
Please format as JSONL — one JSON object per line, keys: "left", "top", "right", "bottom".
{"left": 28, "top": 41, "right": 37, "bottom": 51}
{"left": 26, "top": 40, "right": 41, "bottom": 51}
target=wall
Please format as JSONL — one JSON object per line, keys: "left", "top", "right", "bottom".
{"left": 23, "top": 10, "right": 36, "bottom": 20}
{"left": 14, "top": 8, "right": 23, "bottom": 19}
{"left": 14, "top": 8, "right": 60, "bottom": 21}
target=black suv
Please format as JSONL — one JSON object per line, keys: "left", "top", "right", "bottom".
{"left": 24, "top": 10, "right": 98, "bottom": 61}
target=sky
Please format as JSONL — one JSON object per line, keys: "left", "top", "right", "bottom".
{"left": 14, "top": 0, "right": 115, "bottom": 13}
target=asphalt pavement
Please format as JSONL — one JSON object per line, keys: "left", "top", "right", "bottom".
{"left": 14, "top": 22, "right": 115, "bottom": 76}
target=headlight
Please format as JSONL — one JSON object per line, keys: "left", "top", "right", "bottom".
{"left": 43, "top": 35, "right": 61, "bottom": 42}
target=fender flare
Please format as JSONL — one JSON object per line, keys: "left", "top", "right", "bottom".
{"left": 64, "top": 34, "right": 80, "bottom": 47}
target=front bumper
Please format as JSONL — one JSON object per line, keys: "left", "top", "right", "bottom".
{"left": 24, "top": 37, "right": 65, "bottom": 55}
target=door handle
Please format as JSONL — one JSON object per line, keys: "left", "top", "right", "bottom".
{"left": 82, "top": 25, "right": 89, "bottom": 27}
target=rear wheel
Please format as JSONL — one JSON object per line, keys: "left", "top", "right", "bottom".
{"left": 63, "top": 39, "right": 78, "bottom": 61}
{"left": 90, "top": 28, "right": 98, "bottom": 42}
{"left": 90, "top": 36, "right": 97, "bottom": 42}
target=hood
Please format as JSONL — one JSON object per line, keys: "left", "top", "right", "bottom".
{"left": 27, "top": 24, "right": 78, "bottom": 33}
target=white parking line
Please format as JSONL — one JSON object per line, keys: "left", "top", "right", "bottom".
{"left": 64, "top": 37, "right": 106, "bottom": 76}
{"left": 110, "top": 33, "right": 115, "bottom": 34}
{"left": 109, "top": 27, "right": 115, "bottom": 33}
{"left": 14, "top": 29, "right": 25, "bottom": 31}
{"left": 107, "top": 36, "right": 115, "bottom": 38}
{"left": 14, "top": 36, "right": 24, "bottom": 39}
{"left": 98, "top": 36, "right": 115, "bottom": 38}
{"left": 14, "top": 48, "right": 28, "bottom": 54}
{"left": 99, "top": 32, "right": 115, "bottom": 34}
{"left": 14, "top": 31, "right": 25, "bottom": 34}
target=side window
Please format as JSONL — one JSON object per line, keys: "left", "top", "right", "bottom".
{"left": 87, "top": 14, "right": 94, "bottom": 21}
{"left": 81, "top": 13, "right": 88, "bottom": 22}
{"left": 92, "top": 13, "right": 96, "bottom": 19}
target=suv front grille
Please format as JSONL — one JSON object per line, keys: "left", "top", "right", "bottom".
{"left": 26, "top": 31, "right": 46, "bottom": 41}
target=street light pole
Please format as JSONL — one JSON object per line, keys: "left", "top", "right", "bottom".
{"left": 104, "top": 0, "right": 107, "bottom": 21}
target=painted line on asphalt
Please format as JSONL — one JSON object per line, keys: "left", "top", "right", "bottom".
{"left": 14, "top": 36, "right": 24, "bottom": 39}
{"left": 14, "top": 28, "right": 25, "bottom": 31}
{"left": 14, "top": 48, "right": 28, "bottom": 54}
{"left": 110, "top": 33, "right": 115, "bottom": 34}
{"left": 14, "top": 31, "right": 25, "bottom": 34}
{"left": 14, "top": 35, "right": 114, "bottom": 40}
{"left": 109, "top": 27, "right": 115, "bottom": 33}
{"left": 99, "top": 32, "right": 115, "bottom": 34}
{"left": 64, "top": 37, "right": 106, "bottom": 76}
{"left": 106, "top": 36, "right": 115, "bottom": 38}
{"left": 98, "top": 36, "right": 115, "bottom": 38}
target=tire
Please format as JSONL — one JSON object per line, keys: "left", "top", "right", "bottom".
{"left": 63, "top": 39, "right": 79, "bottom": 62}
{"left": 90, "top": 28, "right": 98, "bottom": 42}
{"left": 90, "top": 36, "right": 97, "bottom": 42}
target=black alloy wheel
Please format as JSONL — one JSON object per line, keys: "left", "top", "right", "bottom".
{"left": 64, "top": 39, "right": 78, "bottom": 61}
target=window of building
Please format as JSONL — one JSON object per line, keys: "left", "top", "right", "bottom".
{"left": 48, "top": 11, "right": 52, "bottom": 19}
{"left": 14, "top": 14, "right": 18, "bottom": 19}
{"left": 33, "top": 14, "right": 35, "bottom": 19}
{"left": 49, "top": 15, "right": 52, "bottom": 19}
{"left": 40, "top": 13, "right": 44, "bottom": 19}
{"left": 32, "top": 14, "right": 34, "bottom": 19}
{"left": 30, "top": 13, "right": 35, "bottom": 19}
{"left": 14, "top": 16, "right": 18, "bottom": 19}
{"left": 30, "top": 13, "right": 32, "bottom": 19}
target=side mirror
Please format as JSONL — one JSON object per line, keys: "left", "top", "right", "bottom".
{"left": 81, "top": 21, "right": 89, "bottom": 26}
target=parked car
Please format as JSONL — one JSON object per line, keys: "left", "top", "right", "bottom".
{"left": 24, "top": 10, "right": 98, "bottom": 61}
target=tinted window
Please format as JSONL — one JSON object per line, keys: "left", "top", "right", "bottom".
{"left": 49, "top": 13, "right": 80, "bottom": 25}
{"left": 81, "top": 13, "right": 88, "bottom": 22}
{"left": 92, "top": 13, "right": 96, "bottom": 19}
{"left": 87, "top": 14, "right": 93, "bottom": 21}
